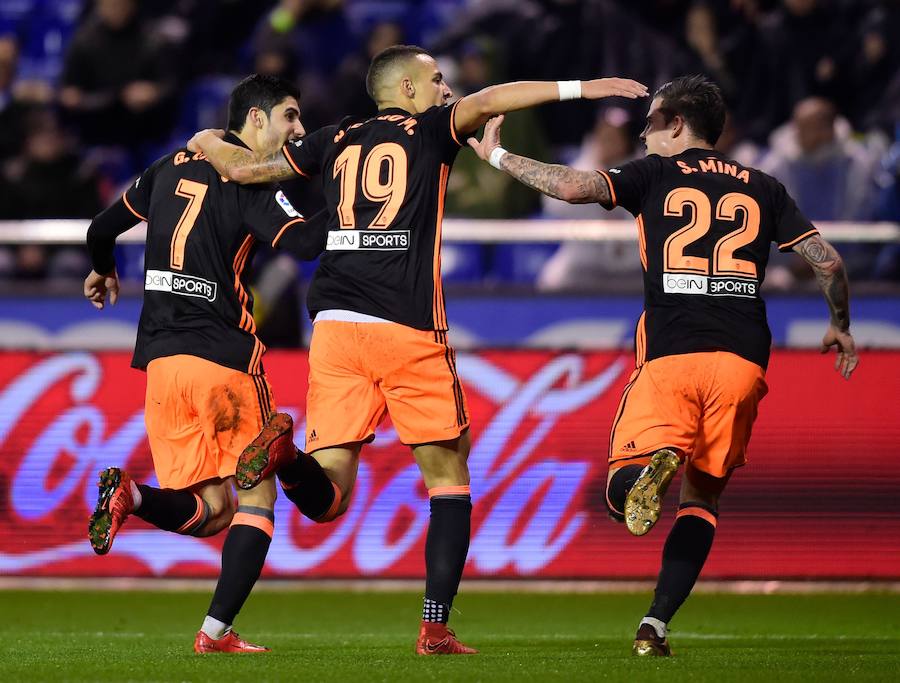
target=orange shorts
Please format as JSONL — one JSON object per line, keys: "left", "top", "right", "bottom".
{"left": 609, "top": 351, "right": 768, "bottom": 478}
{"left": 144, "top": 355, "right": 275, "bottom": 489}
{"left": 305, "top": 321, "right": 469, "bottom": 450}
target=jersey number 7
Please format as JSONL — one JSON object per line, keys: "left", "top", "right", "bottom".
{"left": 170, "top": 179, "right": 208, "bottom": 270}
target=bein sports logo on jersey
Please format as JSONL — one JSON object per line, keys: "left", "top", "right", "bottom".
{"left": 326, "top": 230, "right": 410, "bottom": 251}
{"left": 663, "top": 273, "right": 757, "bottom": 298}
{"left": 145, "top": 269, "right": 218, "bottom": 302}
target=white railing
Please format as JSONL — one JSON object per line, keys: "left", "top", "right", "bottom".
{"left": 1, "top": 219, "right": 898, "bottom": 244}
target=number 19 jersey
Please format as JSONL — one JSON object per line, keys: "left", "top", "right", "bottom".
{"left": 600, "top": 148, "right": 818, "bottom": 370}
{"left": 282, "top": 102, "right": 464, "bottom": 330}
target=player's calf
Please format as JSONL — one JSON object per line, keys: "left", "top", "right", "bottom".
{"left": 624, "top": 448, "right": 681, "bottom": 536}
{"left": 605, "top": 463, "right": 646, "bottom": 522}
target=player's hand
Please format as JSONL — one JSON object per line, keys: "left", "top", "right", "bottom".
{"left": 84, "top": 269, "right": 119, "bottom": 310}
{"left": 466, "top": 114, "right": 505, "bottom": 162}
{"left": 581, "top": 78, "right": 649, "bottom": 100}
{"left": 821, "top": 325, "right": 858, "bottom": 380}
{"left": 187, "top": 128, "right": 225, "bottom": 153}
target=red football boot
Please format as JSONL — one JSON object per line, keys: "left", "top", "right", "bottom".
{"left": 236, "top": 412, "right": 296, "bottom": 490}
{"left": 193, "top": 630, "right": 270, "bottom": 654}
{"left": 415, "top": 622, "right": 478, "bottom": 655}
{"left": 88, "top": 467, "right": 135, "bottom": 555}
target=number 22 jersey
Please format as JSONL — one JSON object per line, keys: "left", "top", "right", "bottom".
{"left": 600, "top": 148, "right": 818, "bottom": 370}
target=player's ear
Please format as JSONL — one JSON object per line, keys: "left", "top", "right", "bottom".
{"left": 249, "top": 106, "right": 265, "bottom": 129}
{"left": 671, "top": 115, "right": 685, "bottom": 138}
{"left": 402, "top": 76, "right": 415, "bottom": 98}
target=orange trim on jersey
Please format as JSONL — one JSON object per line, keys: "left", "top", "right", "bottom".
{"left": 231, "top": 511, "right": 275, "bottom": 537}
{"left": 428, "top": 485, "right": 471, "bottom": 498}
{"left": 635, "top": 311, "right": 647, "bottom": 367}
{"left": 448, "top": 100, "right": 463, "bottom": 147}
{"left": 233, "top": 235, "right": 256, "bottom": 333}
{"left": 248, "top": 337, "right": 266, "bottom": 375}
{"left": 121, "top": 191, "right": 147, "bottom": 222}
{"left": 778, "top": 229, "right": 819, "bottom": 251}
{"left": 636, "top": 214, "right": 648, "bottom": 271}
{"left": 676, "top": 506, "right": 718, "bottom": 528}
{"left": 597, "top": 170, "right": 617, "bottom": 207}
{"left": 175, "top": 494, "right": 205, "bottom": 534}
{"left": 272, "top": 217, "right": 305, "bottom": 247}
{"left": 281, "top": 144, "right": 309, "bottom": 177}
{"left": 431, "top": 163, "right": 450, "bottom": 329}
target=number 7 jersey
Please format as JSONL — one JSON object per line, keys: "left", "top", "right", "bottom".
{"left": 282, "top": 103, "right": 464, "bottom": 330}
{"left": 600, "top": 148, "right": 818, "bottom": 370}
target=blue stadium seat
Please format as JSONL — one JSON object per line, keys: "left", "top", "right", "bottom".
{"left": 171, "top": 75, "right": 238, "bottom": 143}
{"left": 489, "top": 243, "right": 560, "bottom": 284}
{"left": 440, "top": 243, "right": 487, "bottom": 284}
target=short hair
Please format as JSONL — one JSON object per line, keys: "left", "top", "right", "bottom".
{"left": 226, "top": 74, "right": 301, "bottom": 132}
{"left": 365, "top": 44, "right": 430, "bottom": 100}
{"left": 653, "top": 75, "right": 726, "bottom": 146}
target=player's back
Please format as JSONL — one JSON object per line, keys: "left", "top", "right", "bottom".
{"left": 603, "top": 148, "right": 817, "bottom": 369}
{"left": 284, "top": 102, "right": 463, "bottom": 330}
{"left": 126, "top": 140, "right": 290, "bottom": 374}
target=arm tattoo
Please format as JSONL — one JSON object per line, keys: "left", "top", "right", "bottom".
{"left": 220, "top": 147, "right": 295, "bottom": 184}
{"left": 797, "top": 235, "right": 851, "bottom": 331}
{"left": 499, "top": 153, "right": 613, "bottom": 205}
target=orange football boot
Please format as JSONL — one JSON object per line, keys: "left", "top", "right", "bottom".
{"left": 236, "top": 412, "right": 296, "bottom": 490}
{"left": 88, "top": 467, "right": 135, "bottom": 555}
{"left": 416, "top": 622, "right": 478, "bottom": 655}
{"left": 193, "top": 630, "right": 269, "bottom": 654}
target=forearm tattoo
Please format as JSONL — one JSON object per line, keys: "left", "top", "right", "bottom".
{"left": 798, "top": 235, "right": 851, "bottom": 330}
{"left": 219, "top": 147, "right": 294, "bottom": 184}
{"left": 499, "top": 153, "right": 612, "bottom": 205}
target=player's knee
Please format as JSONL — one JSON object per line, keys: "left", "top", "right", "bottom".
{"left": 605, "top": 464, "right": 645, "bottom": 523}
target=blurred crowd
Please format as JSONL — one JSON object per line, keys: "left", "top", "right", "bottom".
{"left": 0, "top": 0, "right": 898, "bottom": 286}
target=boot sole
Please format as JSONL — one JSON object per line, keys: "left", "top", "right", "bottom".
{"left": 87, "top": 467, "right": 122, "bottom": 555}
{"left": 236, "top": 413, "right": 293, "bottom": 490}
{"left": 624, "top": 449, "right": 680, "bottom": 536}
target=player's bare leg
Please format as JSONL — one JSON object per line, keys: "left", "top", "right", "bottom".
{"left": 413, "top": 432, "right": 478, "bottom": 655}
{"left": 195, "top": 476, "right": 277, "bottom": 654}
{"left": 633, "top": 468, "right": 724, "bottom": 657}
{"left": 624, "top": 448, "right": 681, "bottom": 536}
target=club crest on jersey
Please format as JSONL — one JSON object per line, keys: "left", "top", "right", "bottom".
{"left": 275, "top": 190, "right": 300, "bottom": 218}
{"left": 145, "top": 269, "right": 217, "bottom": 302}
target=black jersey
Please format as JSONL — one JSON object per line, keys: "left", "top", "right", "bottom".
{"left": 282, "top": 102, "right": 464, "bottom": 330}
{"left": 601, "top": 148, "right": 817, "bottom": 370}
{"left": 119, "top": 134, "right": 323, "bottom": 374}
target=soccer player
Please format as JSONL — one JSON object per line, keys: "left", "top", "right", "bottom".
{"left": 188, "top": 45, "right": 648, "bottom": 654}
{"left": 467, "top": 75, "right": 858, "bottom": 656}
{"left": 84, "top": 74, "right": 325, "bottom": 653}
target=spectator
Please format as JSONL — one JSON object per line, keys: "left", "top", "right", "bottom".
{"left": 59, "top": 0, "right": 177, "bottom": 148}
{"left": 334, "top": 21, "right": 405, "bottom": 119}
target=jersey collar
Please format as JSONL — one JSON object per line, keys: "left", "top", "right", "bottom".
{"left": 223, "top": 131, "right": 251, "bottom": 150}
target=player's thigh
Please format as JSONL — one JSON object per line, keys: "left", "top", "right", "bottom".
{"left": 376, "top": 326, "right": 469, "bottom": 446}
{"left": 608, "top": 358, "right": 700, "bottom": 469}
{"left": 691, "top": 352, "right": 768, "bottom": 478}
{"left": 413, "top": 431, "right": 472, "bottom": 490}
{"left": 311, "top": 445, "right": 362, "bottom": 508}
{"left": 305, "top": 321, "right": 384, "bottom": 451}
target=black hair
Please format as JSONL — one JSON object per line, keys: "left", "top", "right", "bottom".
{"left": 653, "top": 75, "right": 726, "bottom": 145}
{"left": 365, "top": 44, "right": 430, "bottom": 100}
{"left": 226, "top": 74, "right": 301, "bottom": 132}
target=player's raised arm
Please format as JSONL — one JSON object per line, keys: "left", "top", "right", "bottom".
{"left": 188, "top": 128, "right": 296, "bottom": 184}
{"left": 792, "top": 234, "right": 858, "bottom": 380}
{"left": 453, "top": 78, "right": 648, "bottom": 135}
{"left": 467, "top": 115, "right": 615, "bottom": 206}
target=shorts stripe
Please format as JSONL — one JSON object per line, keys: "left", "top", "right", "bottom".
{"left": 608, "top": 366, "right": 642, "bottom": 460}
{"left": 252, "top": 374, "right": 271, "bottom": 420}
{"left": 437, "top": 330, "right": 466, "bottom": 427}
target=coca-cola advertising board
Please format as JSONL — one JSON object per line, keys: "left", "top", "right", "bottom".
{"left": 1, "top": 350, "right": 898, "bottom": 579}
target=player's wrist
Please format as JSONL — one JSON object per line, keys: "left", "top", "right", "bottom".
{"left": 489, "top": 146, "right": 508, "bottom": 170}
{"left": 557, "top": 80, "right": 582, "bottom": 101}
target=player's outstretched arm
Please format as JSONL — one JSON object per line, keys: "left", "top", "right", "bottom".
{"left": 188, "top": 129, "right": 295, "bottom": 184}
{"left": 793, "top": 234, "right": 858, "bottom": 380}
{"left": 454, "top": 77, "right": 648, "bottom": 136}
{"left": 467, "top": 115, "right": 614, "bottom": 206}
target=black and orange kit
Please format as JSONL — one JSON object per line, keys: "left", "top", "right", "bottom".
{"left": 87, "top": 133, "right": 327, "bottom": 375}
{"left": 600, "top": 148, "right": 817, "bottom": 371}
{"left": 282, "top": 102, "right": 464, "bottom": 330}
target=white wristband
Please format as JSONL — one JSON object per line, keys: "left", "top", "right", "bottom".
{"left": 489, "top": 146, "right": 508, "bottom": 170}
{"left": 557, "top": 80, "right": 582, "bottom": 101}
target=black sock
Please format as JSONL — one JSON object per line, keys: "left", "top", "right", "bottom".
{"left": 279, "top": 448, "right": 336, "bottom": 520}
{"left": 646, "top": 503, "right": 718, "bottom": 623}
{"left": 606, "top": 465, "right": 644, "bottom": 521}
{"left": 423, "top": 494, "right": 472, "bottom": 623}
{"left": 135, "top": 485, "right": 208, "bottom": 534}
{"left": 206, "top": 508, "right": 273, "bottom": 626}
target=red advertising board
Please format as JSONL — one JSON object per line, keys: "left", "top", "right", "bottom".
{"left": 1, "top": 350, "right": 898, "bottom": 579}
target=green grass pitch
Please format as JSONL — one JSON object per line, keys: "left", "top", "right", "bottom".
{"left": 1, "top": 589, "right": 897, "bottom": 682}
